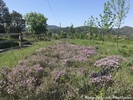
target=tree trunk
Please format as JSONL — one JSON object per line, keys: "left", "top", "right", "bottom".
{"left": 116, "top": 27, "right": 120, "bottom": 47}
{"left": 102, "top": 30, "right": 104, "bottom": 44}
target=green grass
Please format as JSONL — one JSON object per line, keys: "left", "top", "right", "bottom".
{"left": 68, "top": 39, "right": 133, "bottom": 57}
{"left": 1, "top": 38, "right": 132, "bottom": 69}
{"left": 0, "top": 40, "right": 59, "bottom": 68}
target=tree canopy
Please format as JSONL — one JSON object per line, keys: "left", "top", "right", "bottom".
{"left": 24, "top": 12, "right": 48, "bottom": 34}
{"left": 0, "top": 0, "right": 25, "bottom": 33}
{"left": 108, "top": 0, "right": 130, "bottom": 46}
{"left": 8, "top": 10, "right": 25, "bottom": 33}
{"left": 0, "top": 0, "right": 10, "bottom": 32}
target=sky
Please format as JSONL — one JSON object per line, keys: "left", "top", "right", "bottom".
{"left": 4, "top": 0, "right": 133, "bottom": 27}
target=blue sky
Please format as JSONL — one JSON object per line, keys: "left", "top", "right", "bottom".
{"left": 4, "top": 0, "right": 133, "bottom": 27}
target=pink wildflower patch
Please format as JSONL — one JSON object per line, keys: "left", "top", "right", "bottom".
{"left": 52, "top": 69, "right": 66, "bottom": 82}
{"left": 94, "top": 55, "right": 126, "bottom": 70}
{"left": 90, "top": 74, "right": 112, "bottom": 84}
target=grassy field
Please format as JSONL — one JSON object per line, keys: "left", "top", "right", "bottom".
{"left": 0, "top": 40, "right": 59, "bottom": 68}
{"left": 0, "top": 39, "right": 133, "bottom": 99}
{"left": 68, "top": 39, "right": 133, "bottom": 57}
{"left": 1, "top": 39, "right": 132, "bottom": 69}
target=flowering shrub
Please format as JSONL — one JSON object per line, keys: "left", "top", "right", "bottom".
{"left": 128, "top": 67, "right": 133, "bottom": 70}
{"left": 94, "top": 59, "right": 120, "bottom": 70}
{"left": 91, "top": 55, "right": 126, "bottom": 85}
{"left": 94, "top": 55, "right": 126, "bottom": 70}
{"left": 22, "top": 42, "right": 97, "bottom": 68}
{"left": 90, "top": 72, "right": 112, "bottom": 85}
{"left": 52, "top": 69, "right": 67, "bottom": 83}
{"left": 0, "top": 42, "right": 97, "bottom": 99}
{"left": 0, "top": 64, "right": 44, "bottom": 99}
{"left": 106, "top": 55, "right": 126, "bottom": 63}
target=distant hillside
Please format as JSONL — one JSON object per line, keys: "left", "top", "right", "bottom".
{"left": 119, "top": 26, "right": 133, "bottom": 36}
{"left": 47, "top": 25, "right": 133, "bottom": 37}
{"left": 47, "top": 25, "right": 61, "bottom": 30}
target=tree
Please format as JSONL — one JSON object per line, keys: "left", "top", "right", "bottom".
{"left": 0, "top": 0, "right": 11, "bottom": 33}
{"left": 84, "top": 16, "right": 97, "bottom": 39}
{"left": 96, "top": 2, "right": 115, "bottom": 43}
{"left": 2, "top": 7, "right": 11, "bottom": 33}
{"left": 70, "top": 24, "right": 75, "bottom": 34}
{"left": 69, "top": 24, "right": 75, "bottom": 38}
{"left": 9, "top": 10, "right": 25, "bottom": 33}
{"left": 24, "top": 12, "right": 48, "bottom": 34}
{"left": 108, "top": 0, "right": 130, "bottom": 46}
{"left": 0, "top": 0, "right": 6, "bottom": 24}
{"left": 0, "top": 25, "right": 5, "bottom": 33}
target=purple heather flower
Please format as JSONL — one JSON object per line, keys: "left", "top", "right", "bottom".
{"left": 52, "top": 69, "right": 66, "bottom": 81}
{"left": 128, "top": 67, "right": 133, "bottom": 70}
{"left": 90, "top": 74, "right": 112, "bottom": 84}
{"left": 94, "top": 55, "right": 126, "bottom": 70}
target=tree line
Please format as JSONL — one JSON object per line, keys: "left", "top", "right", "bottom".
{"left": 51, "top": 0, "right": 130, "bottom": 47}
{"left": 0, "top": 0, "right": 130, "bottom": 46}
{"left": 0, "top": 0, "right": 25, "bottom": 33}
{"left": 0, "top": 0, "right": 47, "bottom": 34}
{"left": 84, "top": 0, "right": 130, "bottom": 46}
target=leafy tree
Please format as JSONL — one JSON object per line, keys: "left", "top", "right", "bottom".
{"left": 70, "top": 24, "right": 75, "bottom": 34}
{"left": 0, "top": 0, "right": 6, "bottom": 24}
{"left": 24, "top": 12, "right": 48, "bottom": 34}
{"left": 0, "top": 25, "right": 5, "bottom": 33}
{"left": 96, "top": 2, "right": 115, "bottom": 43}
{"left": 84, "top": 16, "right": 97, "bottom": 39}
{"left": 45, "top": 31, "right": 52, "bottom": 41}
{"left": 108, "top": 0, "right": 130, "bottom": 46}
{"left": 0, "top": 0, "right": 11, "bottom": 33}
{"left": 69, "top": 24, "right": 75, "bottom": 38}
{"left": 3, "top": 7, "right": 11, "bottom": 33}
{"left": 9, "top": 10, "right": 25, "bottom": 33}
{"left": 60, "top": 30, "right": 68, "bottom": 38}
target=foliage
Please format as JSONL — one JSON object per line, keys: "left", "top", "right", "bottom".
{"left": 84, "top": 16, "right": 98, "bottom": 39}
{"left": 24, "top": 12, "right": 48, "bottom": 34}
{"left": 96, "top": 1, "right": 115, "bottom": 43}
{"left": 69, "top": 24, "right": 75, "bottom": 34}
{"left": 0, "top": 64, "right": 44, "bottom": 99}
{"left": 0, "top": 25, "right": 5, "bottom": 33}
{"left": 94, "top": 55, "right": 126, "bottom": 69}
{"left": 9, "top": 10, "right": 25, "bottom": 33}
{"left": 108, "top": 0, "right": 130, "bottom": 46}
{"left": 2, "top": 7, "right": 11, "bottom": 33}
{"left": 69, "top": 24, "right": 75, "bottom": 38}
{"left": 52, "top": 34, "right": 60, "bottom": 40}
{"left": 59, "top": 30, "right": 68, "bottom": 38}
{"left": 0, "top": 41, "right": 18, "bottom": 49}
{"left": 0, "top": 0, "right": 11, "bottom": 33}
{"left": 91, "top": 55, "right": 126, "bottom": 86}
{"left": 0, "top": 0, "right": 25, "bottom": 33}
{"left": 0, "top": 42, "right": 97, "bottom": 99}
{"left": 44, "top": 31, "right": 52, "bottom": 41}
